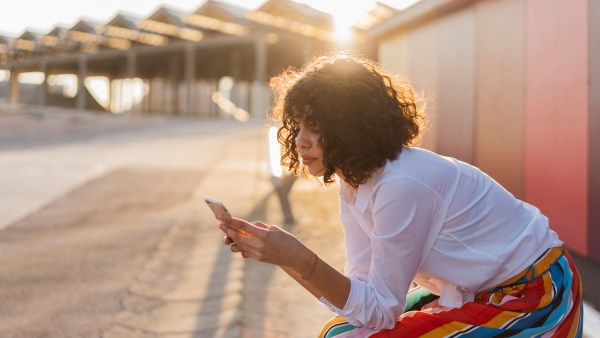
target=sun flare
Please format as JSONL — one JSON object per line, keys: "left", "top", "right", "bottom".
{"left": 331, "top": 2, "right": 376, "bottom": 41}
{"left": 294, "top": 0, "right": 377, "bottom": 41}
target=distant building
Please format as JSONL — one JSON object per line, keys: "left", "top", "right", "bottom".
{"left": 0, "top": 0, "right": 393, "bottom": 117}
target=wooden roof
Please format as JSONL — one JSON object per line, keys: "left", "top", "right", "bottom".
{"left": 70, "top": 18, "right": 103, "bottom": 33}
{"left": 145, "top": 6, "right": 187, "bottom": 27}
{"left": 247, "top": 0, "right": 335, "bottom": 41}
{"left": 355, "top": 2, "right": 398, "bottom": 31}
{"left": 40, "top": 26, "right": 77, "bottom": 52}
{"left": 138, "top": 5, "right": 205, "bottom": 41}
{"left": 256, "top": 0, "right": 333, "bottom": 30}
{"left": 105, "top": 12, "right": 141, "bottom": 30}
{"left": 193, "top": 0, "right": 249, "bottom": 23}
{"left": 185, "top": 0, "right": 252, "bottom": 36}
{"left": 0, "top": 35, "right": 12, "bottom": 56}
{"left": 46, "top": 26, "right": 69, "bottom": 37}
{"left": 12, "top": 30, "right": 46, "bottom": 54}
{"left": 0, "top": 0, "right": 382, "bottom": 66}
{"left": 16, "top": 30, "right": 43, "bottom": 41}
{"left": 101, "top": 12, "right": 169, "bottom": 46}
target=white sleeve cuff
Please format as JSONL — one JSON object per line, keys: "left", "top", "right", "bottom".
{"left": 316, "top": 278, "right": 365, "bottom": 327}
{"left": 317, "top": 296, "right": 342, "bottom": 312}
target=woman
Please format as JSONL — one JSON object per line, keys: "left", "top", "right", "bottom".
{"left": 218, "top": 53, "right": 583, "bottom": 337}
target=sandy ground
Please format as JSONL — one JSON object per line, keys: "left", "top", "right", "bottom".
{"left": 0, "top": 107, "right": 343, "bottom": 337}
{"left": 0, "top": 106, "right": 597, "bottom": 337}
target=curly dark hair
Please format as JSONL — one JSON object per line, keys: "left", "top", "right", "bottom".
{"left": 269, "top": 52, "right": 426, "bottom": 188}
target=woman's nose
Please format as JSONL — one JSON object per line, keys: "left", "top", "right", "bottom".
{"left": 295, "top": 129, "right": 309, "bottom": 149}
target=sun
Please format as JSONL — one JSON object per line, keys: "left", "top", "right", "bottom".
{"left": 330, "top": 2, "right": 376, "bottom": 41}
{"left": 295, "top": 0, "right": 377, "bottom": 42}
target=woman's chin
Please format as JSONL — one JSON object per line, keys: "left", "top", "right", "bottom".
{"left": 308, "top": 168, "right": 326, "bottom": 178}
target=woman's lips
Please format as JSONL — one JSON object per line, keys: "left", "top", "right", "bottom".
{"left": 301, "top": 156, "right": 317, "bottom": 165}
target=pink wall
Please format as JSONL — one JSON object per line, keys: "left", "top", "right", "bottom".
{"left": 435, "top": 7, "right": 475, "bottom": 164}
{"left": 475, "top": 0, "right": 525, "bottom": 198}
{"left": 590, "top": 0, "right": 600, "bottom": 261}
{"left": 524, "top": 0, "right": 589, "bottom": 255}
{"left": 376, "top": 0, "right": 594, "bottom": 259}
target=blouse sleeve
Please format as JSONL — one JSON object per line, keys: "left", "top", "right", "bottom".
{"left": 339, "top": 199, "right": 372, "bottom": 280}
{"left": 337, "top": 177, "right": 442, "bottom": 329}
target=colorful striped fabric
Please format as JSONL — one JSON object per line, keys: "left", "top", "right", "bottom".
{"left": 318, "top": 247, "right": 583, "bottom": 337}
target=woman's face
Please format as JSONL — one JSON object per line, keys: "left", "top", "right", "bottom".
{"left": 294, "top": 121, "right": 326, "bottom": 178}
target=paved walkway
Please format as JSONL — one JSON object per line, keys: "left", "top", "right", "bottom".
{"left": 0, "top": 107, "right": 341, "bottom": 337}
{"left": 0, "top": 106, "right": 598, "bottom": 337}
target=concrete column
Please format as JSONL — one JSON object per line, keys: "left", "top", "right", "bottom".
{"left": 251, "top": 35, "right": 269, "bottom": 120}
{"left": 8, "top": 68, "right": 19, "bottom": 105}
{"left": 141, "top": 78, "right": 150, "bottom": 114}
{"left": 126, "top": 50, "right": 137, "bottom": 114}
{"left": 147, "top": 79, "right": 153, "bottom": 114}
{"left": 106, "top": 76, "right": 113, "bottom": 113}
{"left": 210, "top": 79, "right": 218, "bottom": 117}
{"left": 110, "top": 78, "right": 119, "bottom": 113}
{"left": 230, "top": 48, "right": 243, "bottom": 110}
{"left": 185, "top": 43, "right": 195, "bottom": 117}
{"left": 38, "top": 59, "right": 47, "bottom": 106}
{"left": 77, "top": 55, "right": 87, "bottom": 111}
{"left": 169, "top": 56, "right": 179, "bottom": 116}
{"left": 254, "top": 35, "right": 267, "bottom": 84}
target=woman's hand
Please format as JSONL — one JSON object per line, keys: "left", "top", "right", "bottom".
{"left": 218, "top": 215, "right": 350, "bottom": 309}
{"left": 218, "top": 215, "right": 312, "bottom": 272}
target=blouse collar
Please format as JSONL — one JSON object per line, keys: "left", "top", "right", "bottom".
{"left": 340, "top": 162, "right": 388, "bottom": 213}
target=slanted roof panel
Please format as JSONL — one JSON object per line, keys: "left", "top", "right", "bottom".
{"left": 17, "top": 30, "right": 43, "bottom": 41}
{"left": 106, "top": 12, "right": 142, "bottom": 30}
{"left": 146, "top": 6, "right": 187, "bottom": 26}
{"left": 0, "top": 34, "right": 12, "bottom": 45}
{"left": 355, "top": 1, "right": 398, "bottom": 31}
{"left": 70, "top": 18, "right": 103, "bottom": 33}
{"left": 257, "top": 0, "right": 333, "bottom": 29}
{"left": 186, "top": 0, "right": 251, "bottom": 36}
{"left": 47, "top": 26, "right": 68, "bottom": 37}
{"left": 248, "top": 0, "right": 334, "bottom": 41}
{"left": 199, "top": 0, "right": 250, "bottom": 22}
{"left": 102, "top": 12, "right": 169, "bottom": 46}
{"left": 140, "top": 5, "right": 205, "bottom": 41}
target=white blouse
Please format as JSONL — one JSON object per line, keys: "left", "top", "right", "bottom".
{"left": 319, "top": 147, "right": 562, "bottom": 329}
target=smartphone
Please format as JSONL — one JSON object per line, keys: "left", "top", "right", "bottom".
{"left": 204, "top": 197, "right": 231, "bottom": 220}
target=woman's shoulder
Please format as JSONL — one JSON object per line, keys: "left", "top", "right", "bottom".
{"left": 370, "top": 147, "right": 463, "bottom": 198}
{"left": 383, "top": 147, "right": 458, "bottom": 177}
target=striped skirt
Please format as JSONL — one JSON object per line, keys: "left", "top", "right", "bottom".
{"left": 319, "top": 247, "right": 583, "bottom": 337}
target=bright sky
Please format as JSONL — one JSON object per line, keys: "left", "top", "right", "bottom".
{"left": 0, "top": 0, "right": 407, "bottom": 37}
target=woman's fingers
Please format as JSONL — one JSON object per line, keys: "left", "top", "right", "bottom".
{"left": 229, "top": 242, "right": 241, "bottom": 253}
{"left": 221, "top": 219, "right": 258, "bottom": 259}
{"left": 229, "top": 243, "right": 254, "bottom": 261}
{"left": 221, "top": 224, "right": 257, "bottom": 254}
{"left": 220, "top": 220, "right": 297, "bottom": 265}
{"left": 222, "top": 217, "right": 266, "bottom": 238}
{"left": 252, "top": 221, "right": 269, "bottom": 229}
{"left": 223, "top": 235, "right": 234, "bottom": 245}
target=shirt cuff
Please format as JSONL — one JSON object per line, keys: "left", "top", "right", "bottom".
{"left": 325, "top": 277, "right": 366, "bottom": 327}
{"left": 317, "top": 296, "right": 342, "bottom": 312}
